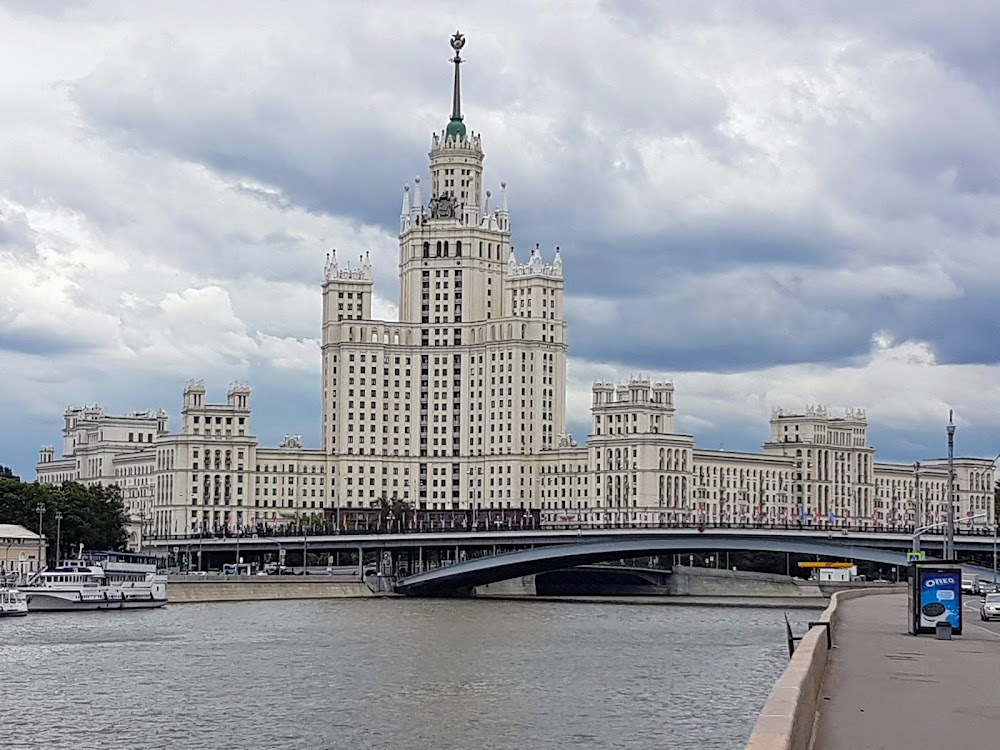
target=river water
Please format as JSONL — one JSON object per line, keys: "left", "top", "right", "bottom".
{"left": 1, "top": 599, "right": 816, "bottom": 749}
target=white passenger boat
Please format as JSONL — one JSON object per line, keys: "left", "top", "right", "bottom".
{"left": 20, "top": 550, "right": 167, "bottom": 612}
{"left": 0, "top": 587, "right": 28, "bottom": 617}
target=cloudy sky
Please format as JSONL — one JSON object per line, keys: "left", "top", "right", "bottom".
{"left": 2, "top": 0, "right": 999, "bottom": 478}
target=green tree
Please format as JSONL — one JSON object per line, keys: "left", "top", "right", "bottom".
{"left": 375, "top": 495, "right": 413, "bottom": 528}
{"left": 0, "top": 465, "right": 20, "bottom": 481}
{"left": 0, "top": 476, "right": 129, "bottom": 562}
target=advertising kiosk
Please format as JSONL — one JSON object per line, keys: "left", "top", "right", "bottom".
{"left": 908, "top": 562, "right": 963, "bottom": 636}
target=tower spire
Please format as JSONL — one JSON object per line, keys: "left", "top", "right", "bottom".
{"left": 446, "top": 31, "right": 467, "bottom": 141}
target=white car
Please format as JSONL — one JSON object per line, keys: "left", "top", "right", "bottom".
{"left": 980, "top": 593, "right": 1000, "bottom": 621}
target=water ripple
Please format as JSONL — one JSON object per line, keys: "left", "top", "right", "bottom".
{"left": 0, "top": 599, "right": 814, "bottom": 750}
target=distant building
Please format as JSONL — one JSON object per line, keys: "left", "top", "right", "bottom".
{"left": 0, "top": 523, "right": 46, "bottom": 579}
{"left": 35, "top": 33, "right": 995, "bottom": 537}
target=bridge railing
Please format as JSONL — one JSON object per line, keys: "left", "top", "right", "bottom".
{"left": 145, "top": 520, "right": 995, "bottom": 543}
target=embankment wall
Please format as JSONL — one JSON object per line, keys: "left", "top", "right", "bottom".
{"left": 168, "top": 576, "right": 373, "bottom": 603}
{"left": 474, "top": 575, "right": 536, "bottom": 597}
{"left": 744, "top": 588, "right": 899, "bottom": 750}
{"left": 670, "top": 566, "right": 823, "bottom": 598}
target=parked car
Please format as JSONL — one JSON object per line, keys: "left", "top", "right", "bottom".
{"left": 981, "top": 593, "right": 1000, "bottom": 621}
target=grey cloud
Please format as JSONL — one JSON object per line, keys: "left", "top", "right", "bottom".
{"left": 65, "top": 8, "right": 1000, "bottom": 379}
{"left": 0, "top": 206, "right": 40, "bottom": 260}
{"left": 2, "top": 2, "right": 1000, "bottom": 476}
{"left": 0, "top": 329, "right": 99, "bottom": 357}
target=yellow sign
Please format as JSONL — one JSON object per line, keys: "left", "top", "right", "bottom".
{"left": 797, "top": 562, "right": 855, "bottom": 569}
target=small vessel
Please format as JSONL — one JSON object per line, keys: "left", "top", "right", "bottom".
{"left": 20, "top": 550, "right": 167, "bottom": 612}
{"left": 0, "top": 587, "right": 28, "bottom": 617}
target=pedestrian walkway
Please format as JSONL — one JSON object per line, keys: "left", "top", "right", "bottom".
{"left": 813, "top": 592, "right": 1000, "bottom": 749}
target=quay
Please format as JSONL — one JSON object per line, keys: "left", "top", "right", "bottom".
{"left": 746, "top": 591, "right": 1000, "bottom": 749}
{"left": 812, "top": 593, "right": 1000, "bottom": 749}
{"left": 167, "top": 574, "right": 375, "bottom": 603}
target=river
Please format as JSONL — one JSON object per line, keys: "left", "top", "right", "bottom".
{"left": 1, "top": 599, "right": 816, "bottom": 749}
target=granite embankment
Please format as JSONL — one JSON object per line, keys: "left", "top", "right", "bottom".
{"left": 669, "top": 565, "right": 824, "bottom": 597}
{"left": 168, "top": 575, "right": 374, "bottom": 603}
{"left": 744, "top": 589, "right": 900, "bottom": 750}
{"left": 475, "top": 565, "right": 833, "bottom": 602}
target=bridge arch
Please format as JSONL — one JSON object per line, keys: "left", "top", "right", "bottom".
{"left": 395, "top": 536, "right": 915, "bottom": 596}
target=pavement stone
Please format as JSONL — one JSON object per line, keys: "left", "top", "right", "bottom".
{"left": 813, "top": 592, "right": 1000, "bottom": 749}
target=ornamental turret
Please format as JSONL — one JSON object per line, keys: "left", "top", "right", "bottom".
{"left": 427, "top": 31, "right": 484, "bottom": 227}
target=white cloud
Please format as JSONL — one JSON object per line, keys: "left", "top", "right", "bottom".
{"left": 567, "top": 335, "right": 1000, "bottom": 451}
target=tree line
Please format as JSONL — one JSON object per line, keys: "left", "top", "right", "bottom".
{"left": 0, "top": 465, "right": 129, "bottom": 562}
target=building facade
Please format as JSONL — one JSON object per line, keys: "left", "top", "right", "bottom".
{"left": 35, "top": 33, "right": 996, "bottom": 538}
{"left": 0, "top": 523, "right": 46, "bottom": 580}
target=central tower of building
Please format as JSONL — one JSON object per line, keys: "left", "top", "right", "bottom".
{"left": 320, "top": 32, "right": 567, "bottom": 513}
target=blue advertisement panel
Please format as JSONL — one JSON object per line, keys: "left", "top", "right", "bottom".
{"left": 918, "top": 569, "right": 962, "bottom": 631}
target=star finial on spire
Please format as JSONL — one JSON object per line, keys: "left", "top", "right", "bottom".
{"left": 446, "top": 31, "right": 467, "bottom": 140}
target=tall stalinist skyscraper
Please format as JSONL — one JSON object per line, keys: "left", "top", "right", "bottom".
{"left": 320, "top": 32, "right": 567, "bottom": 512}
{"left": 36, "top": 32, "right": 995, "bottom": 540}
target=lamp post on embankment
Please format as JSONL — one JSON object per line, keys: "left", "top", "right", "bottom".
{"left": 945, "top": 412, "right": 957, "bottom": 560}
{"left": 913, "top": 511, "right": 995, "bottom": 576}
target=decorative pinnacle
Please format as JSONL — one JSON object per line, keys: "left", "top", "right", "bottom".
{"left": 447, "top": 31, "right": 466, "bottom": 136}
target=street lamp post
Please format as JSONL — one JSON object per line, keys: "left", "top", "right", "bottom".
{"left": 54, "top": 511, "right": 63, "bottom": 565}
{"left": 35, "top": 502, "right": 45, "bottom": 573}
{"left": 914, "top": 510, "right": 990, "bottom": 559}
{"left": 468, "top": 467, "right": 476, "bottom": 531}
{"left": 980, "top": 452, "right": 1000, "bottom": 586}
{"left": 993, "top": 521, "right": 998, "bottom": 587}
{"left": 945, "top": 411, "right": 956, "bottom": 560}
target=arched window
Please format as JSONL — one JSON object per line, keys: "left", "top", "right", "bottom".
{"left": 456, "top": 240, "right": 462, "bottom": 257}
{"left": 423, "top": 242, "right": 430, "bottom": 258}
{"left": 436, "top": 241, "right": 442, "bottom": 257}
{"left": 444, "top": 241, "right": 449, "bottom": 256}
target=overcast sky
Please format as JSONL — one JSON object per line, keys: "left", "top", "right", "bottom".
{"left": 2, "top": 0, "right": 999, "bottom": 478}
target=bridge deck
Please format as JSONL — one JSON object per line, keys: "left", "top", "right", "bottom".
{"left": 395, "top": 537, "right": 917, "bottom": 596}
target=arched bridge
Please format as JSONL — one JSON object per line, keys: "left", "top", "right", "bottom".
{"left": 395, "top": 536, "right": 919, "bottom": 596}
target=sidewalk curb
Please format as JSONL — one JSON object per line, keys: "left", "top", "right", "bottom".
{"left": 744, "top": 588, "right": 900, "bottom": 750}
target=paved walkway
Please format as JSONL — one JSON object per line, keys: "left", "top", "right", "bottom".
{"left": 813, "top": 592, "right": 1000, "bottom": 749}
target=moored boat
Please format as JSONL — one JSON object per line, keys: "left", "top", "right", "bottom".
{"left": 20, "top": 550, "right": 167, "bottom": 612}
{"left": 0, "top": 587, "right": 29, "bottom": 617}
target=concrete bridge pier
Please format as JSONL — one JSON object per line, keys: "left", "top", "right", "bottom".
{"left": 474, "top": 575, "right": 537, "bottom": 597}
